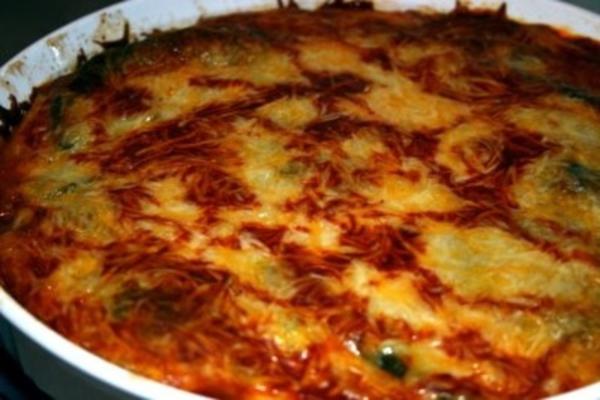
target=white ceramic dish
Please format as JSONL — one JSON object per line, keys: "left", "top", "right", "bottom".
{"left": 0, "top": 1, "right": 599, "bottom": 399}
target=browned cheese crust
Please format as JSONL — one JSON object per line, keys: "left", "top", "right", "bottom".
{"left": 1, "top": 4, "right": 600, "bottom": 400}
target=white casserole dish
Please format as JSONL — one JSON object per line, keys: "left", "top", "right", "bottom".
{"left": 0, "top": 0, "right": 599, "bottom": 399}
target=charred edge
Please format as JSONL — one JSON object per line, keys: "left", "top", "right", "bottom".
{"left": 277, "top": 0, "right": 300, "bottom": 9}
{"left": 96, "top": 21, "right": 131, "bottom": 50}
{"left": 76, "top": 49, "right": 89, "bottom": 68}
{"left": 319, "top": 0, "right": 374, "bottom": 11}
{"left": 69, "top": 42, "right": 133, "bottom": 93}
{"left": 0, "top": 95, "right": 31, "bottom": 141}
{"left": 361, "top": 48, "right": 393, "bottom": 71}
{"left": 496, "top": 3, "right": 508, "bottom": 17}
{"left": 454, "top": 1, "right": 508, "bottom": 17}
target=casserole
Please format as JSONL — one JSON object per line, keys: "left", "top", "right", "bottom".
{"left": 1, "top": 0, "right": 600, "bottom": 399}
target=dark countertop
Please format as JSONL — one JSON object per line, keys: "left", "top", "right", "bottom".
{"left": 0, "top": 0, "right": 599, "bottom": 399}
{"left": 0, "top": 1, "right": 119, "bottom": 65}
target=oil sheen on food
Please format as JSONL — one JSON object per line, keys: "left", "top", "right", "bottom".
{"left": 0, "top": 3, "right": 600, "bottom": 399}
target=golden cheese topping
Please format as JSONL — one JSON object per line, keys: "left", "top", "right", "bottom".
{"left": 1, "top": 3, "right": 600, "bottom": 399}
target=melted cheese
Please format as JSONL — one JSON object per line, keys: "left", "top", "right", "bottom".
{"left": 344, "top": 260, "right": 447, "bottom": 332}
{"left": 512, "top": 154, "right": 600, "bottom": 236}
{"left": 234, "top": 120, "right": 306, "bottom": 205}
{"left": 364, "top": 77, "right": 471, "bottom": 132}
{"left": 237, "top": 294, "right": 327, "bottom": 354}
{"left": 204, "top": 245, "right": 294, "bottom": 300}
{"left": 284, "top": 218, "right": 342, "bottom": 250}
{"left": 48, "top": 252, "right": 104, "bottom": 302}
{"left": 506, "top": 106, "right": 600, "bottom": 162}
{"left": 299, "top": 40, "right": 370, "bottom": 76}
{"left": 2, "top": 7, "right": 600, "bottom": 400}
{"left": 143, "top": 177, "right": 202, "bottom": 223}
{"left": 257, "top": 96, "right": 318, "bottom": 130}
{"left": 357, "top": 158, "right": 465, "bottom": 214}
{"left": 436, "top": 120, "right": 500, "bottom": 181}
{"left": 341, "top": 131, "right": 387, "bottom": 167}
{"left": 420, "top": 222, "right": 600, "bottom": 305}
